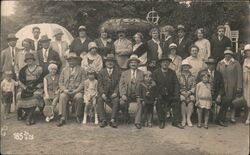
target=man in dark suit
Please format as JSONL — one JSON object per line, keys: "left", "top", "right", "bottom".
{"left": 0, "top": 33, "right": 20, "bottom": 79}
{"left": 153, "top": 56, "right": 183, "bottom": 129}
{"left": 30, "top": 26, "right": 42, "bottom": 51}
{"left": 97, "top": 54, "right": 121, "bottom": 128}
{"left": 197, "top": 57, "right": 226, "bottom": 127}
{"left": 175, "top": 25, "right": 191, "bottom": 59}
{"left": 37, "top": 35, "right": 61, "bottom": 75}
{"left": 210, "top": 25, "right": 232, "bottom": 62}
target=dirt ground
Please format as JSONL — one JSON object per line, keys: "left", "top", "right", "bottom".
{"left": 0, "top": 106, "right": 249, "bottom": 155}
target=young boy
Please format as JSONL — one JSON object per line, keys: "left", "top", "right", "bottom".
{"left": 137, "top": 71, "right": 157, "bottom": 128}
{"left": 1, "top": 71, "right": 16, "bottom": 119}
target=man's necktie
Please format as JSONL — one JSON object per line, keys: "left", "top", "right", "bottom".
{"left": 11, "top": 48, "right": 15, "bottom": 65}
{"left": 132, "top": 70, "right": 136, "bottom": 83}
{"left": 44, "top": 49, "right": 48, "bottom": 62}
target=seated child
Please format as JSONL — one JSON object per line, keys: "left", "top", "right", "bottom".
{"left": 137, "top": 71, "right": 157, "bottom": 128}
{"left": 43, "top": 63, "right": 60, "bottom": 122}
{"left": 0, "top": 71, "right": 16, "bottom": 119}
{"left": 83, "top": 69, "right": 98, "bottom": 125}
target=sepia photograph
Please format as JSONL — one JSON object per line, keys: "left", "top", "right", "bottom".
{"left": 0, "top": 0, "right": 250, "bottom": 154}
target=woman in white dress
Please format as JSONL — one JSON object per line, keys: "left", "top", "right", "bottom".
{"left": 194, "top": 28, "right": 211, "bottom": 62}
{"left": 243, "top": 44, "right": 250, "bottom": 124}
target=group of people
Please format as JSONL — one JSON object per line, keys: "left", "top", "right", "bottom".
{"left": 0, "top": 23, "right": 249, "bottom": 130}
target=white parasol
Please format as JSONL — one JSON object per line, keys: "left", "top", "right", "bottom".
{"left": 15, "top": 23, "right": 74, "bottom": 48}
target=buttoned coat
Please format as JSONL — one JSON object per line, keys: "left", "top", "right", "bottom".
{"left": 97, "top": 67, "right": 121, "bottom": 96}
{"left": 59, "top": 66, "right": 86, "bottom": 93}
{"left": 119, "top": 69, "right": 144, "bottom": 97}
{"left": 94, "top": 38, "right": 115, "bottom": 57}
{"left": 37, "top": 48, "right": 62, "bottom": 74}
{"left": 0, "top": 46, "right": 20, "bottom": 74}
{"left": 216, "top": 59, "right": 242, "bottom": 100}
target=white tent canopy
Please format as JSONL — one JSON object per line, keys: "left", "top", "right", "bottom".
{"left": 15, "top": 23, "right": 74, "bottom": 49}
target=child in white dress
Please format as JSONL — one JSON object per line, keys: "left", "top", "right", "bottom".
{"left": 83, "top": 69, "right": 98, "bottom": 125}
{"left": 196, "top": 73, "right": 212, "bottom": 129}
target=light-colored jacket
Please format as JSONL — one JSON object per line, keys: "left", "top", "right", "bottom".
{"left": 119, "top": 69, "right": 144, "bottom": 97}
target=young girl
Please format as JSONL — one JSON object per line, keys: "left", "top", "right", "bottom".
{"left": 83, "top": 69, "right": 98, "bottom": 125}
{"left": 178, "top": 60, "right": 196, "bottom": 127}
{"left": 0, "top": 71, "right": 16, "bottom": 119}
{"left": 43, "top": 63, "right": 60, "bottom": 122}
{"left": 138, "top": 71, "right": 157, "bottom": 128}
{"left": 196, "top": 73, "right": 212, "bottom": 129}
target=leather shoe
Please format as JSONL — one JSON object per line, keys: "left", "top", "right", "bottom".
{"left": 135, "top": 124, "right": 142, "bottom": 129}
{"left": 57, "top": 119, "right": 65, "bottom": 127}
{"left": 99, "top": 120, "right": 107, "bottom": 128}
{"left": 172, "top": 123, "right": 184, "bottom": 129}
{"left": 216, "top": 121, "right": 227, "bottom": 127}
{"left": 159, "top": 122, "right": 165, "bottom": 129}
{"left": 109, "top": 121, "right": 118, "bottom": 128}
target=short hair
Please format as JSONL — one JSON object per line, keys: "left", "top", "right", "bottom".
{"left": 195, "top": 28, "right": 206, "bottom": 36}
{"left": 133, "top": 32, "right": 144, "bottom": 41}
{"left": 22, "top": 38, "right": 32, "bottom": 47}
{"left": 32, "top": 26, "right": 40, "bottom": 32}
{"left": 189, "top": 44, "right": 199, "bottom": 53}
{"left": 48, "top": 63, "right": 58, "bottom": 71}
{"left": 149, "top": 27, "right": 160, "bottom": 36}
{"left": 217, "top": 25, "right": 226, "bottom": 31}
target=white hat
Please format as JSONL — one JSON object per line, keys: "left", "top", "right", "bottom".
{"left": 88, "top": 42, "right": 98, "bottom": 51}
{"left": 224, "top": 49, "right": 234, "bottom": 55}
{"left": 244, "top": 44, "right": 250, "bottom": 52}
{"left": 78, "top": 25, "right": 87, "bottom": 31}
{"left": 181, "top": 60, "right": 192, "bottom": 68}
{"left": 169, "top": 43, "right": 177, "bottom": 49}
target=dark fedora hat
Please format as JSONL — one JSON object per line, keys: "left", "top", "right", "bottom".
{"left": 7, "top": 33, "right": 18, "bottom": 41}
{"left": 40, "top": 35, "right": 51, "bottom": 42}
{"left": 205, "top": 57, "right": 217, "bottom": 65}
{"left": 24, "top": 53, "right": 36, "bottom": 62}
{"left": 159, "top": 56, "right": 172, "bottom": 63}
{"left": 66, "top": 52, "right": 82, "bottom": 61}
{"left": 104, "top": 53, "right": 116, "bottom": 62}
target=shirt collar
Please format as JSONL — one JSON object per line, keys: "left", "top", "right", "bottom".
{"left": 222, "top": 58, "right": 235, "bottom": 64}
{"left": 152, "top": 38, "right": 160, "bottom": 44}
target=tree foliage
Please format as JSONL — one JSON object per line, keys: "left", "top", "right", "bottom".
{"left": 1, "top": 1, "right": 249, "bottom": 49}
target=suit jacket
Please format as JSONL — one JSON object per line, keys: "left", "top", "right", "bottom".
{"left": 210, "top": 35, "right": 232, "bottom": 62}
{"left": 37, "top": 48, "right": 62, "bottom": 75}
{"left": 175, "top": 36, "right": 191, "bottom": 59}
{"left": 0, "top": 46, "right": 20, "bottom": 74}
{"left": 30, "top": 39, "right": 42, "bottom": 51}
{"left": 59, "top": 66, "right": 86, "bottom": 93}
{"left": 152, "top": 68, "right": 179, "bottom": 98}
{"left": 162, "top": 36, "right": 174, "bottom": 56}
{"left": 119, "top": 69, "right": 144, "bottom": 97}
{"left": 147, "top": 39, "right": 164, "bottom": 62}
{"left": 114, "top": 38, "right": 133, "bottom": 69}
{"left": 197, "top": 69, "right": 225, "bottom": 100}
{"left": 97, "top": 67, "right": 121, "bottom": 96}
{"left": 69, "top": 37, "right": 91, "bottom": 56}
{"left": 50, "top": 41, "right": 69, "bottom": 67}
{"left": 94, "top": 38, "right": 115, "bottom": 57}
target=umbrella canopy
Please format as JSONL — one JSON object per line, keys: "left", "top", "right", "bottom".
{"left": 99, "top": 18, "right": 154, "bottom": 40}
{"left": 15, "top": 23, "right": 73, "bottom": 49}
